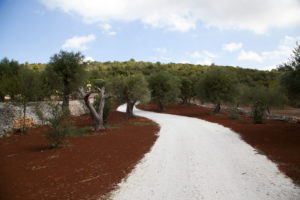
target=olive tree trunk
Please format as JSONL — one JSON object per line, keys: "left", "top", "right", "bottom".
{"left": 158, "top": 100, "right": 164, "bottom": 111}
{"left": 213, "top": 103, "right": 221, "bottom": 113}
{"left": 126, "top": 101, "right": 136, "bottom": 118}
{"left": 79, "top": 87, "right": 110, "bottom": 130}
{"left": 22, "top": 101, "right": 27, "bottom": 132}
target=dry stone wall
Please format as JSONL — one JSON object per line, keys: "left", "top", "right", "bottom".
{"left": 0, "top": 100, "right": 88, "bottom": 138}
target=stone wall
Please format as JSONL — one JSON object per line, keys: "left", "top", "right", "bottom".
{"left": 0, "top": 100, "right": 88, "bottom": 138}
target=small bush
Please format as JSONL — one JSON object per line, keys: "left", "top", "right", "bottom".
{"left": 93, "top": 95, "right": 112, "bottom": 124}
{"left": 45, "top": 103, "right": 73, "bottom": 148}
{"left": 227, "top": 108, "right": 240, "bottom": 120}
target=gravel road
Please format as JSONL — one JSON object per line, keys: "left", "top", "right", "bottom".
{"left": 110, "top": 104, "right": 300, "bottom": 200}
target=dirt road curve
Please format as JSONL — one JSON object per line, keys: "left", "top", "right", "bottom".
{"left": 110, "top": 104, "right": 300, "bottom": 200}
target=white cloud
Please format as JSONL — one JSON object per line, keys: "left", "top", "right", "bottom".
{"left": 238, "top": 35, "right": 300, "bottom": 64}
{"left": 191, "top": 51, "right": 201, "bottom": 58}
{"left": 190, "top": 50, "right": 218, "bottom": 65}
{"left": 196, "top": 59, "right": 213, "bottom": 65}
{"left": 155, "top": 47, "right": 167, "bottom": 54}
{"left": 99, "top": 23, "right": 117, "bottom": 35}
{"left": 238, "top": 50, "right": 263, "bottom": 62}
{"left": 203, "top": 50, "right": 218, "bottom": 58}
{"left": 100, "top": 23, "right": 111, "bottom": 31}
{"left": 223, "top": 42, "right": 243, "bottom": 52}
{"left": 62, "top": 34, "right": 96, "bottom": 51}
{"left": 84, "top": 56, "right": 95, "bottom": 62}
{"left": 262, "top": 36, "right": 300, "bottom": 61}
{"left": 41, "top": 0, "right": 300, "bottom": 33}
{"left": 191, "top": 50, "right": 218, "bottom": 59}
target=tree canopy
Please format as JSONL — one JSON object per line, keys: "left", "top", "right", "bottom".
{"left": 148, "top": 71, "right": 180, "bottom": 110}
{"left": 46, "top": 51, "right": 86, "bottom": 112}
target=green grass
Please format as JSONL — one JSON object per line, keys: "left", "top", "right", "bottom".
{"left": 254, "top": 148, "right": 265, "bottom": 155}
{"left": 134, "top": 122, "right": 156, "bottom": 126}
{"left": 106, "top": 124, "right": 120, "bottom": 129}
{"left": 68, "top": 126, "right": 94, "bottom": 138}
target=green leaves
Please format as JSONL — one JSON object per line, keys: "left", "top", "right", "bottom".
{"left": 148, "top": 71, "right": 180, "bottom": 108}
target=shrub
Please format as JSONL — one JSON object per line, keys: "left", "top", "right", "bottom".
{"left": 45, "top": 103, "right": 73, "bottom": 148}
{"left": 227, "top": 108, "right": 240, "bottom": 120}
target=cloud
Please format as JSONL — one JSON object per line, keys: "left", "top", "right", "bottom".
{"left": 99, "top": 23, "right": 117, "bottom": 35}
{"left": 84, "top": 56, "right": 95, "bottom": 62}
{"left": 238, "top": 50, "right": 263, "bottom": 62}
{"left": 223, "top": 42, "right": 243, "bottom": 52}
{"left": 190, "top": 50, "right": 218, "bottom": 65}
{"left": 155, "top": 47, "right": 167, "bottom": 54}
{"left": 238, "top": 35, "right": 300, "bottom": 64}
{"left": 262, "top": 36, "right": 300, "bottom": 60}
{"left": 191, "top": 50, "right": 218, "bottom": 59}
{"left": 41, "top": 0, "right": 300, "bottom": 33}
{"left": 61, "top": 34, "right": 96, "bottom": 51}
{"left": 196, "top": 59, "right": 213, "bottom": 65}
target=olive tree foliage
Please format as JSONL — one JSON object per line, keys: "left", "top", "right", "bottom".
{"left": 179, "top": 75, "right": 197, "bottom": 104}
{"left": 79, "top": 79, "right": 111, "bottom": 130}
{"left": 111, "top": 74, "right": 150, "bottom": 118}
{"left": 239, "top": 85, "right": 288, "bottom": 123}
{"left": 196, "top": 68, "right": 238, "bottom": 113}
{"left": 0, "top": 58, "right": 19, "bottom": 101}
{"left": 279, "top": 43, "right": 300, "bottom": 104}
{"left": 148, "top": 71, "right": 180, "bottom": 110}
{"left": 46, "top": 51, "right": 86, "bottom": 113}
{"left": 0, "top": 59, "right": 46, "bottom": 132}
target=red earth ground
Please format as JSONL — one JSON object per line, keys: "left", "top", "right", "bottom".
{"left": 138, "top": 103, "right": 300, "bottom": 186}
{"left": 0, "top": 110, "right": 159, "bottom": 200}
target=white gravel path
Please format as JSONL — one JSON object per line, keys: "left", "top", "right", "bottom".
{"left": 109, "top": 104, "right": 300, "bottom": 200}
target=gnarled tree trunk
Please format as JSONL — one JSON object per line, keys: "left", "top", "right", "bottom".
{"left": 79, "top": 87, "right": 110, "bottom": 130}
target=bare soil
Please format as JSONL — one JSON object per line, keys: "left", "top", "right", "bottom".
{"left": 138, "top": 103, "right": 300, "bottom": 185}
{"left": 0, "top": 110, "right": 159, "bottom": 200}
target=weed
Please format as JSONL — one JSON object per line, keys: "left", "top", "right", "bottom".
{"left": 106, "top": 124, "right": 120, "bottom": 129}
{"left": 254, "top": 148, "right": 265, "bottom": 155}
{"left": 134, "top": 122, "right": 156, "bottom": 126}
{"left": 68, "top": 126, "right": 93, "bottom": 138}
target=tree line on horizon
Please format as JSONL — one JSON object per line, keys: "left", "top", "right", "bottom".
{"left": 0, "top": 43, "right": 299, "bottom": 133}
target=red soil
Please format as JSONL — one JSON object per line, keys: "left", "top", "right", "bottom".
{"left": 138, "top": 103, "right": 300, "bottom": 185}
{"left": 0, "top": 111, "right": 159, "bottom": 200}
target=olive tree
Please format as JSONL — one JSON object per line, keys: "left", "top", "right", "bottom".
{"left": 46, "top": 51, "right": 86, "bottom": 113}
{"left": 239, "top": 85, "right": 288, "bottom": 123}
{"left": 179, "top": 75, "right": 197, "bottom": 104}
{"left": 279, "top": 43, "right": 300, "bottom": 104}
{"left": 148, "top": 71, "right": 180, "bottom": 110}
{"left": 111, "top": 74, "right": 150, "bottom": 118}
{"left": 196, "top": 68, "right": 237, "bottom": 113}
{"left": 79, "top": 79, "right": 111, "bottom": 130}
{"left": 1, "top": 63, "right": 46, "bottom": 132}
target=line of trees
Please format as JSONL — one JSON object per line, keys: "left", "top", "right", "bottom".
{"left": 0, "top": 43, "right": 299, "bottom": 132}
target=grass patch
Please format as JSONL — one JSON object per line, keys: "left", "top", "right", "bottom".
{"left": 68, "top": 126, "right": 94, "bottom": 138}
{"left": 82, "top": 132, "right": 106, "bottom": 137}
{"left": 106, "top": 124, "right": 120, "bottom": 129}
{"left": 254, "top": 148, "right": 265, "bottom": 155}
{"left": 134, "top": 122, "right": 156, "bottom": 126}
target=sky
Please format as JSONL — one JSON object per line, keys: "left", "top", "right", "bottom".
{"left": 0, "top": 0, "right": 300, "bottom": 70}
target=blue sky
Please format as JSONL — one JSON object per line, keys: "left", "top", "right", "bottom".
{"left": 0, "top": 0, "right": 299, "bottom": 70}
